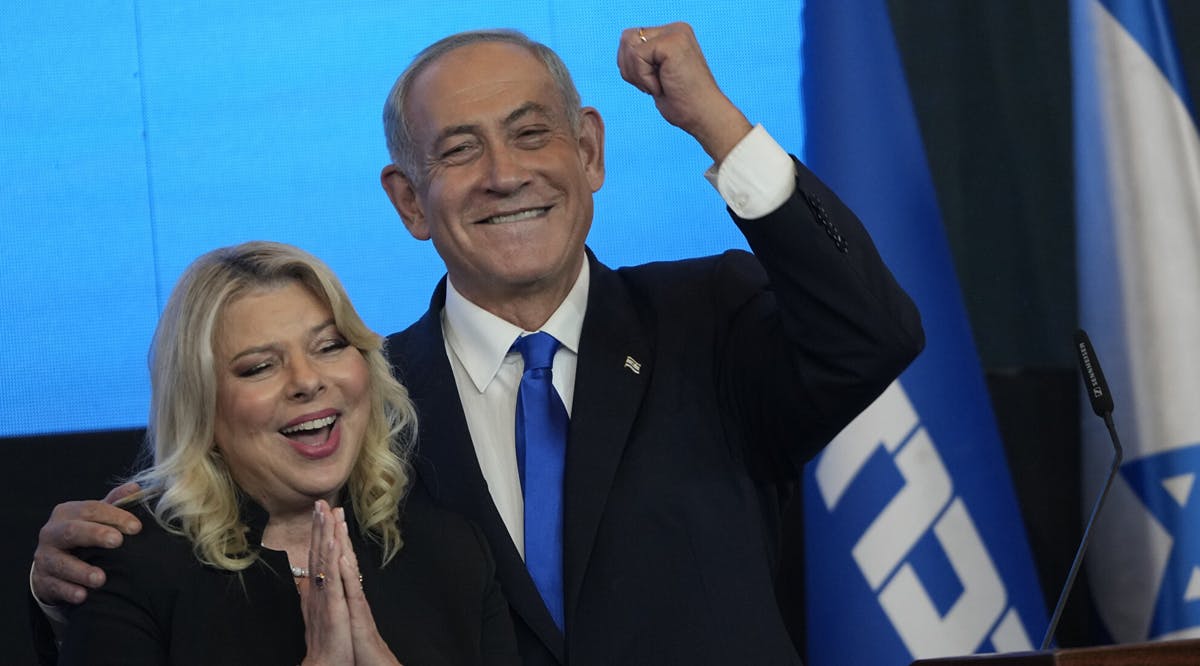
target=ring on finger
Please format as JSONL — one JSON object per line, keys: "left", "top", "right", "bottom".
{"left": 314, "top": 572, "right": 327, "bottom": 590}
{"left": 638, "top": 28, "right": 647, "bottom": 43}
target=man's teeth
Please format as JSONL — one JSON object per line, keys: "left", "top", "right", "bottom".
{"left": 487, "top": 208, "right": 545, "bottom": 224}
{"left": 281, "top": 415, "right": 336, "bottom": 435}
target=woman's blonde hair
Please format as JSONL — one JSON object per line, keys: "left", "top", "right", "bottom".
{"left": 129, "top": 241, "right": 415, "bottom": 570}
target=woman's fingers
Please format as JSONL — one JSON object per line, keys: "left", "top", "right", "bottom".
{"left": 301, "top": 501, "right": 354, "bottom": 664}
{"left": 308, "top": 500, "right": 324, "bottom": 590}
{"left": 309, "top": 501, "right": 344, "bottom": 594}
{"left": 320, "top": 506, "right": 344, "bottom": 595}
{"left": 334, "top": 513, "right": 401, "bottom": 665}
{"left": 337, "top": 517, "right": 365, "bottom": 599}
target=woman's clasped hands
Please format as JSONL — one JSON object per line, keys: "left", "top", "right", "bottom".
{"left": 300, "top": 500, "right": 402, "bottom": 666}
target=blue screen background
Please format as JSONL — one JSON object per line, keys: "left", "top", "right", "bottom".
{"left": 0, "top": 2, "right": 803, "bottom": 437}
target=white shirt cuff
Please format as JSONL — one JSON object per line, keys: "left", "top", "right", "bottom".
{"left": 30, "top": 562, "right": 69, "bottom": 644}
{"left": 704, "top": 124, "right": 796, "bottom": 220}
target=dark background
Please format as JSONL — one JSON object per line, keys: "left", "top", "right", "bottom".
{"left": 6, "top": 2, "right": 1200, "bottom": 663}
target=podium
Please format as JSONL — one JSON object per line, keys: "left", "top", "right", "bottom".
{"left": 911, "top": 639, "right": 1200, "bottom": 665}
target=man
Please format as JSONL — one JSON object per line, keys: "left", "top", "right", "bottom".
{"left": 33, "top": 23, "right": 923, "bottom": 664}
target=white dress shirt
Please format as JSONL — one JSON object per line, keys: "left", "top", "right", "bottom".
{"left": 441, "top": 265, "right": 587, "bottom": 558}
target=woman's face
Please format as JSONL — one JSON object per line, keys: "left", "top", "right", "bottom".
{"left": 212, "top": 281, "right": 371, "bottom": 514}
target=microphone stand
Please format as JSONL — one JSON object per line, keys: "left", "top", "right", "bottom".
{"left": 1040, "top": 330, "right": 1125, "bottom": 650}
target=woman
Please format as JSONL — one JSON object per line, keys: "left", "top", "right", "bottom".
{"left": 58, "top": 241, "right": 519, "bottom": 665}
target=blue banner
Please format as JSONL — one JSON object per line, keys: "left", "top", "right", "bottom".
{"left": 800, "top": 1, "right": 1047, "bottom": 662}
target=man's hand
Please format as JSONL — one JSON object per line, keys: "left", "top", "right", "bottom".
{"left": 616, "top": 22, "right": 753, "bottom": 163}
{"left": 32, "top": 482, "right": 143, "bottom": 605}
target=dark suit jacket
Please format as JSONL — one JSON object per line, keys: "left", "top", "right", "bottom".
{"left": 57, "top": 481, "right": 520, "bottom": 666}
{"left": 386, "top": 160, "right": 925, "bottom": 665}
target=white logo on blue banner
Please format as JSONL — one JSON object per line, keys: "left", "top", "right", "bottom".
{"left": 812, "top": 381, "right": 1033, "bottom": 658}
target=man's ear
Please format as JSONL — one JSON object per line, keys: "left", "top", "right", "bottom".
{"left": 577, "top": 107, "right": 605, "bottom": 192}
{"left": 380, "top": 164, "right": 430, "bottom": 240}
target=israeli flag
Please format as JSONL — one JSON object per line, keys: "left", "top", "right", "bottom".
{"left": 1072, "top": 0, "right": 1200, "bottom": 643}
{"left": 800, "top": 1, "right": 1047, "bottom": 663}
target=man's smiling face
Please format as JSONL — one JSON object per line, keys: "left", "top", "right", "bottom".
{"left": 387, "top": 41, "right": 605, "bottom": 313}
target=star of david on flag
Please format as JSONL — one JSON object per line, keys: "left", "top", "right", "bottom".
{"left": 1121, "top": 444, "right": 1200, "bottom": 636}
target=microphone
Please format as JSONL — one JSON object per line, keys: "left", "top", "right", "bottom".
{"left": 1040, "top": 329, "right": 1124, "bottom": 650}
{"left": 1076, "top": 329, "right": 1115, "bottom": 418}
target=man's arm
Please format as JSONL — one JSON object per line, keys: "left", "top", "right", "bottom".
{"left": 32, "top": 482, "right": 143, "bottom": 606}
{"left": 618, "top": 21, "right": 923, "bottom": 476}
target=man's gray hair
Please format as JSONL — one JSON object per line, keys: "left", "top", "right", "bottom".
{"left": 382, "top": 29, "right": 583, "bottom": 184}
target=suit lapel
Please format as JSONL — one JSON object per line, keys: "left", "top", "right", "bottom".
{"left": 389, "top": 280, "right": 565, "bottom": 662}
{"left": 562, "top": 255, "right": 652, "bottom": 625}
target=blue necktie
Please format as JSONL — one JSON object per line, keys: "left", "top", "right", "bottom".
{"left": 513, "top": 331, "right": 568, "bottom": 631}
